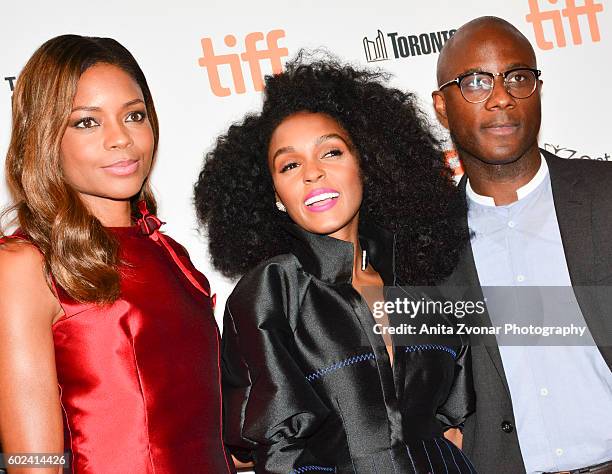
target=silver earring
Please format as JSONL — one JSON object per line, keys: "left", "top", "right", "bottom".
{"left": 361, "top": 249, "right": 368, "bottom": 271}
{"left": 275, "top": 201, "right": 287, "bottom": 212}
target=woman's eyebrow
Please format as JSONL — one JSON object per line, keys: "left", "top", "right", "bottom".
{"left": 316, "top": 133, "right": 348, "bottom": 145}
{"left": 70, "top": 98, "right": 144, "bottom": 113}
{"left": 272, "top": 146, "right": 295, "bottom": 162}
{"left": 272, "top": 133, "right": 351, "bottom": 162}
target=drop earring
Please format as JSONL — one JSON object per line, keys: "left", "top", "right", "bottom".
{"left": 361, "top": 249, "right": 369, "bottom": 271}
{"left": 275, "top": 201, "right": 287, "bottom": 212}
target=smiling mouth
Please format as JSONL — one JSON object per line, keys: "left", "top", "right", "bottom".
{"left": 304, "top": 192, "right": 340, "bottom": 207}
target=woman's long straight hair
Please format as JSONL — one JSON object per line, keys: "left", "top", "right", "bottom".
{"left": 2, "top": 35, "right": 159, "bottom": 303}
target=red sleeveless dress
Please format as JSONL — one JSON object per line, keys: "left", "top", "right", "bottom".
{"left": 4, "top": 207, "right": 233, "bottom": 473}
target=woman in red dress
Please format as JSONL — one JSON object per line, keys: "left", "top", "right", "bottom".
{"left": 0, "top": 35, "right": 233, "bottom": 473}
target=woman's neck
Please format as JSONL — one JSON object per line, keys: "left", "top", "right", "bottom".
{"left": 81, "top": 196, "right": 132, "bottom": 227}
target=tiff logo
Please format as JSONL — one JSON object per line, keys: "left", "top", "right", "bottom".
{"left": 526, "top": 0, "right": 604, "bottom": 50}
{"left": 363, "top": 30, "right": 389, "bottom": 62}
{"left": 198, "top": 30, "right": 288, "bottom": 97}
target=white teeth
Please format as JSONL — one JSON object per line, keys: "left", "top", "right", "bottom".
{"left": 305, "top": 192, "right": 340, "bottom": 206}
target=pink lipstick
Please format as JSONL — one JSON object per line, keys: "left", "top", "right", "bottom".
{"left": 304, "top": 188, "right": 340, "bottom": 213}
{"left": 103, "top": 159, "right": 139, "bottom": 176}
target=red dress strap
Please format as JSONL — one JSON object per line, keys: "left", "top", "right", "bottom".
{"left": 135, "top": 201, "right": 213, "bottom": 302}
{"left": 0, "top": 232, "right": 27, "bottom": 245}
{"left": 0, "top": 235, "right": 16, "bottom": 245}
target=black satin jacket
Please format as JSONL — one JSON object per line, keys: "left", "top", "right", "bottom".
{"left": 222, "top": 222, "right": 476, "bottom": 473}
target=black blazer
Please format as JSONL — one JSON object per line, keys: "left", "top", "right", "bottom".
{"left": 222, "top": 221, "right": 476, "bottom": 473}
{"left": 445, "top": 150, "right": 612, "bottom": 474}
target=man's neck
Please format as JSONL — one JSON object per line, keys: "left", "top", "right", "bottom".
{"left": 461, "top": 144, "right": 541, "bottom": 206}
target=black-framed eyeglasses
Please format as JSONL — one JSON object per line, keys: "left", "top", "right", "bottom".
{"left": 438, "top": 67, "right": 542, "bottom": 103}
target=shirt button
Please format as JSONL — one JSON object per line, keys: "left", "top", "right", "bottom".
{"left": 556, "top": 448, "right": 564, "bottom": 456}
{"left": 508, "top": 221, "right": 516, "bottom": 228}
{"left": 501, "top": 420, "right": 514, "bottom": 433}
{"left": 517, "top": 275, "right": 525, "bottom": 282}
{"left": 540, "top": 388, "right": 549, "bottom": 396}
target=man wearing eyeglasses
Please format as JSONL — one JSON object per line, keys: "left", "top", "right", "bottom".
{"left": 433, "top": 16, "right": 612, "bottom": 474}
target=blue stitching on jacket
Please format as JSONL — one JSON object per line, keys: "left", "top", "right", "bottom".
{"left": 290, "top": 466, "right": 336, "bottom": 473}
{"left": 305, "top": 353, "right": 376, "bottom": 382}
{"left": 404, "top": 344, "right": 457, "bottom": 360}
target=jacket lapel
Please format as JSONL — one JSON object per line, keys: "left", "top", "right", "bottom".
{"left": 545, "top": 151, "right": 612, "bottom": 369}
{"left": 444, "top": 198, "right": 512, "bottom": 396}
{"left": 544, "top": 150, "right": 594, "bottom": 287}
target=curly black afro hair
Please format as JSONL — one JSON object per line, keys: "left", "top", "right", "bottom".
{"left": 194, "top": 51, "right": 467, "bottom": 285}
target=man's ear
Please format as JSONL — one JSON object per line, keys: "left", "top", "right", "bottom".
{"left": 432, "top": 91, "right": 449, "bottom": 129}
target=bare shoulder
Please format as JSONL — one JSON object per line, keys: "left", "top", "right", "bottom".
{"left": 0, "top": 239, "right": 46, "bottom": 286}
{"left": 0, "top": 238, "right": 42, "bottom": 260}
{"left": 0, "top": 240, "right": 60, "bottom": 324}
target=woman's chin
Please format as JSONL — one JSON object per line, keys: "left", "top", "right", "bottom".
{"left": 295, "top": 217, "right": 355, "bottom": 238}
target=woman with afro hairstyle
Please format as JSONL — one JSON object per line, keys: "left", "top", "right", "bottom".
{"left": 195, "top": 53, "right": 477, "bottom": 473}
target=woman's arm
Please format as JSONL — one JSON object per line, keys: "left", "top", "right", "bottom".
{"left": 435, "top": 342, "right": 475, "bottom": 452}
{"left": 222, "top": 261, "right": 330, "bottom": 473}
{"left": 444, "top": 428, "right": 463, "bottom": 449}
{"left": 231, "top": 455, "right": 254, "bottom": 471}
{"left": 0, "top": 242, "right": 64, "bottom": 474}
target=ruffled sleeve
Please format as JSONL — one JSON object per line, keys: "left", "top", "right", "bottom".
{"left": 436, "top": 344, "right": 475, "bottom": 429}
{"left": 222, "top": 259, "right": 330, "bottom": 473}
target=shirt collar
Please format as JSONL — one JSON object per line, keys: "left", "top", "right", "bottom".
{"left": 466, "top": 153, "right": 549, "bottom": 207}
{"left": 281, "top": 220, "right": 397, "bottom": 285}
